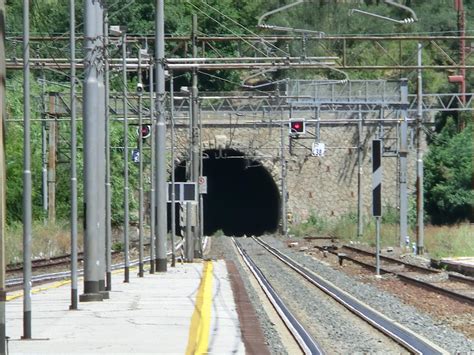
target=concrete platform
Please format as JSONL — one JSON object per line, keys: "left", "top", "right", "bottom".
{"left": 439, "top": 257, "right": 474, "bottom": 277}
{"left": 6, "top": 260, "right": 245, "bottom": 354}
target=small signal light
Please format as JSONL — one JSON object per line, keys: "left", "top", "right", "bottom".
{"left": 139, "top": 124, "right": 151, "bottom": 139}
{"left": 289, "top": 119, "right": 305, "bottom": 135}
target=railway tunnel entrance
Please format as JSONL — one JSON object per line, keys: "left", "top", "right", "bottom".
{"left": 172, "top": 148, "right": 280, "bottom": 237}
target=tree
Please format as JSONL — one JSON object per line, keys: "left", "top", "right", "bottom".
{"left": 424, "top": 117, "right": 474, "bottom": 224}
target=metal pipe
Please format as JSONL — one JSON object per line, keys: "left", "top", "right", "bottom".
{"left": 0, "top": 0, "right": 6, "bottom": 350}
{"left": 40, "top": 71, "right": 48, "bottom": 224}
{"left": 80, "top": 0, "right": 102, "bottom": 303}
{"left": 22, "top": 0, "right": 33, "bottom": 338}
{"left": 7, "top": 34, "right": 474, "bottom": 42}
{"left": 357, "top": 106, "right": 363, "bottom": 238}
{"left": 104, "top": 6, "right": 112, "bottom": 291}
{"left": 170, "top": 71, "right": 176, "bottom": 267}
{"left": 6, "top": 62, "right": 474, "bottom": 71}
{"left": 122, "top": 32, "right": 130, "bottom": 282}
{"left": 280, "top": 119, "right": 288, "bottom": 238}
{"left": 149, "top": 62, "right": 155, "bottom": 274}
{"left": 69, "top": 0, "right": 78, "bottom": 310}
{"left": 155, "top": 0, "right": 168, "bottom": 272}
{"left": 199, "top": 97, "right": 204, "bottom": 252}
{"left": 416, "top": 43, "right": 424, "bottom": 255}
{"left": 191, "top": 14, "right": 201, "bottom": 258}
{"left": 96, "top": 2, "right": 107, "bottom": 298}
{"left": 399, "top": 79, "right": 409, "bottom": 248}
{"left": 138, "top": 48, "right": 144, "bottom": 277}
{"left": 185, "top": 96, "right": 193, "bottom": 262}
{"left": 167, "top": 56, "right": 337, "bottom": 63}
{"left": 375, "top": 216, "right": 381, "bottom": 276}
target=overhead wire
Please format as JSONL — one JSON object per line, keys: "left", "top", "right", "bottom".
{"left": 196, "top": 0, "right": 290, "bottom": 57}
{"left": 184, "top": 1, "right": 271, "bottom": 58}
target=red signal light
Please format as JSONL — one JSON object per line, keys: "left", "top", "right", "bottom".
{"left": 289, "top": 119, "right": 305, "bottom": 135}
{"left": 139, "top": 124, "right": 151, "bottom": 139}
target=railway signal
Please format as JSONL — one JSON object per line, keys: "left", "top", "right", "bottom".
{"left": 289, "top": 119, "right": 305, "bottom": 135}
{"left": 138, "top": 124, "right": 151, "bottom": 139}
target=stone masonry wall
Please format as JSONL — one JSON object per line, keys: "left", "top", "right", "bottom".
{"left": 172, "top": 111, "right": 422, "bottom": 225}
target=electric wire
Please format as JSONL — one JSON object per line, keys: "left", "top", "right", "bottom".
{"left": 184, "top": 0, "right": 280, "bottom": 58}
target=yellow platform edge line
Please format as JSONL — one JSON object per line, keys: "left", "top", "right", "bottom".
{"left": 186, "top": 261, "right": 214, "bottom": 355}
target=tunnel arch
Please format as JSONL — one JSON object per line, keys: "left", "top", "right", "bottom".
{"left": 172, "top": 146, "right": 281, "bottom": 237}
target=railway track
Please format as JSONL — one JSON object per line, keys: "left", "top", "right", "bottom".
{"left": 233, "top": 237, "right": 325, "bottom": 354}
{"left": 326, "top": 244, "right": 474, "bottom": 305}
{"left": 236, "top": 236, "right": 448, "bottom": 355}
{"left": 6, "top": 238, "right": 188, "bottom": 289}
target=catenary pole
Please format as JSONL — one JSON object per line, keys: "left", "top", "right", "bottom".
{"left": 104, "top": 5, "right": 112, "bottom": 291}
{"left": 123, "top": 31, "right": 130, "bottom": 282}
{"left": 0, "top": 0, "right": 7, "bottom": 351}
{"left": 399, "top": 79, "right": 409, "bottom": 248}
{"left": 199, "top": 95, "right": 204, "bottom": 249}
{"left": 22, "top": 0, "right": 33, "bottom": 337}
{"left": 191, "top": 14, "right": 201, "bottom": 258}
{"left": 280, "top": 119, "right": 288, "bottom": 237}
{"left": 40, "top": 70, "right": 47, "bottom": 224}
{"left": 138, "top": 47, "right": 144, "bottom": 277}
{"left": 155, "top": 0, "right": 167, "bottom": 272}
{"left": 149, "top": 61, "right": 155, "bottom": 274}
{"left": 416, "top": 43, "right": 424, "bottom": 255}
{"left": 69, "top": 0, "right": 78, "bottom": 310}
{"left": 185, "top": 97, "right": 193, "bottom": 262}
{"left": 170, "top": 71, "right": 176, "bottom": 267}
{"left": 96, "top": 2, "right": 107, "bottom": 298}
{"left": 357, "top": 105, "right": 363, "bottom": 238}
{"left": 80, "top": 0, "right": 103, "bottom": 302}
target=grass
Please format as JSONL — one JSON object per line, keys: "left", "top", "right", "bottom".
{"left": 5, "top": 220, "right": 83, "bottom": 265}
{"left": 289, "top": 211, "right": 473, "bottom": 258}
{"left": 423, "top": 224, "right": 474, "bottom": 259}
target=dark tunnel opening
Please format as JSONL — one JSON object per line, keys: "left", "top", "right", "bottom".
{"left": 170, "top": 149, "right": 281, "bottom": 237}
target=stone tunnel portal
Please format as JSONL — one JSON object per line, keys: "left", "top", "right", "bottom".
{"left": 173, "top": 149, "right": 280, "bottom": 237}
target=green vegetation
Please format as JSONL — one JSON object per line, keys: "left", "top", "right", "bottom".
{"left": 424, "top": 119, "right": 473, "bottom": 224}
{"left": 289, "top": 211, "right": 473, "bottom": 258}
{"left": 3, "top": 1, "right": 473, "bottom": 258}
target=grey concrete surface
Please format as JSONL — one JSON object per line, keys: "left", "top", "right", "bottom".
{"left": 6, "top": 261, "right": 244, "bottom": 354}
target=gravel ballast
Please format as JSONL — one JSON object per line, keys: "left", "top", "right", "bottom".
{"left": 262, "top": 235, "right": 474, "bottom": 353}
{"left": 207, "top": 235, "right": 473, "bottom": 354}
